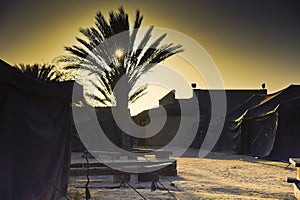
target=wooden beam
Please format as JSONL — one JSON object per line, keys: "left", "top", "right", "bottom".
{"left": 289, "top": 158, "right": 300, "bottom": 167}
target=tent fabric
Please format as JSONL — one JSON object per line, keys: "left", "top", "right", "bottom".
{"left": 213, "top": 93, "right": 268, "bottom": 151}
{"left": 242, "top": 113, "right": 278, "bottom": 157}
{"left": 244, "top": 86, "right": 300, "bottom": 160}
{"left": 224, "top": 85, "right": 300, "bottom": 161}
{"left": 0, "top": 60, "right": 75, "bottom": 199}
{"left": 244, "top": 85, "right": 300, "bottom": 119}
{"left": 221, "top": 92, "right": 276, "bottom": 152}
{"left": 267, "top": 109, "right": 300, "bottom": 160}
{"left": 227, "top": 93, "right": 269, "bottom": 122}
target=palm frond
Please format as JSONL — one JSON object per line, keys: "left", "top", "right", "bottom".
{"left": 15, "top": 63, "right": 63, "bottom": 81}
{"left": 85, "top": 93, "right": 111, "bottom": 106}
{"left": 129, "top": 84, "right": 148, "bottom": 104}
{"left": 61, "top": 6, "right": 183, "bottom": 106}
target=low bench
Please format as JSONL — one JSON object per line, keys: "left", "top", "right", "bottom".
{"left": 87, "top": 148, "right": 173, "bottom": 160}
{"left": 70, "top": 151, "right": 177, "bottom": 183}
{"left": 287, "top": 158, "right": 300, "bottom": 199}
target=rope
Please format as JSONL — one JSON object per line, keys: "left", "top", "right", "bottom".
{"left": 84, "top": 151, "right": 91, "bottom": 200}
{"left": 285, "top": 163, "right": 291, "bottom": 170}
{"left": 157, "top": 180, "right": 177, "bottom": 200}
{"left": 83, "top": 151, "right": 148, "bottom": 199}
{"left": 121, "top": 177, "right": 147, "bottom": 200}
{"left": 80, "top": 131, "right": 181, "bottom": 199}
{"left": 141, "top": 152, "right": 181, "bottom": 192}
{"left": 159, "top": 176, "right": 181, "bottom": 192}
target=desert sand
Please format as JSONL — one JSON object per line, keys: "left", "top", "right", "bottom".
{"left": 68, "top": 151, "right": 296, "bottom": 200}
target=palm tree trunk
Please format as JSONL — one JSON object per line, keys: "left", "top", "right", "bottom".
{"left": 113, "top": 74, "right": 134, "bottom": 150}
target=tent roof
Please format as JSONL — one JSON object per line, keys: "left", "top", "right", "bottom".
{"left": 246, "top": 85, "right": 300, "bottom": 119}
{"left": 0, "top": 59, "right": 76, "bottom": 100}
{"left": 228, "top": 85, "right": 300, "bottom": 121}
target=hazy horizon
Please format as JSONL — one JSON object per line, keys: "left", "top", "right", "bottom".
{"left": 1, "top": 0, "right": 299, "bottom": 112}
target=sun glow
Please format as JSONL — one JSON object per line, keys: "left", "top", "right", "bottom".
{"left": 115, "top": 48, "right": 124, "bottom": 59}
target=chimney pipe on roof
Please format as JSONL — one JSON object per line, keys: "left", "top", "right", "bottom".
{"left": 191, "top": 83, "right": 197, "bottom": 88}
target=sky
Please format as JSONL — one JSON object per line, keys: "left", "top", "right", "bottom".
{"left": 1, "top": 0, "right": 300, "bottom": 113}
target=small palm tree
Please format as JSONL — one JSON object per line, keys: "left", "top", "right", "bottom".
{"left": 16, "top": 63, "right": 63, "bottom": 81}
{"left": 61, "top": 7, "right": 183, "bottom": 107}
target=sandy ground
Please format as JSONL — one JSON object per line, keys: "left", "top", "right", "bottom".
{"left": 68, "top": 151, "right": 297, "bottom": 200}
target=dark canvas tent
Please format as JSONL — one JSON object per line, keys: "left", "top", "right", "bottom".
{"left": 226, "top": 85, "right": 300, "bottom": 161}
{"left": 193, "top": 89, "right": 267, "bottom": 151}
{"left": 0, "top": 60, "right": 76, "bottom": 199}
{"left": 222, "top": 92, "right": 272, "bottom": 152}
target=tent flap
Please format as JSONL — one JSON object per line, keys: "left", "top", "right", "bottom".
{"left": 0, "top": 60, "right": 74, "bottom": 199}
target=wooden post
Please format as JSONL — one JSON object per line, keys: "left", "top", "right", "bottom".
{"left": 288, "top": 158, "right": 300, "bottom": 200}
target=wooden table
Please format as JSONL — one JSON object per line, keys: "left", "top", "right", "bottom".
{"left": 287, "top": 158, "right": 300, "bottom": 199}
{"left": 70, "top": 151, "right": 177, "bottom": 183}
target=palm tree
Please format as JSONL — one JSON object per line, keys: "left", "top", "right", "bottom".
{"left": 15, "top": 63, "right": 63, "bottom": 81}
{"left": 61, "top": 6, "right": 183, "bottom": 107}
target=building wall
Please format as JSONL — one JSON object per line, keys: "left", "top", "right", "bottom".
{"left": 135, "top": 88, "right": 268, "bottom": 149}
